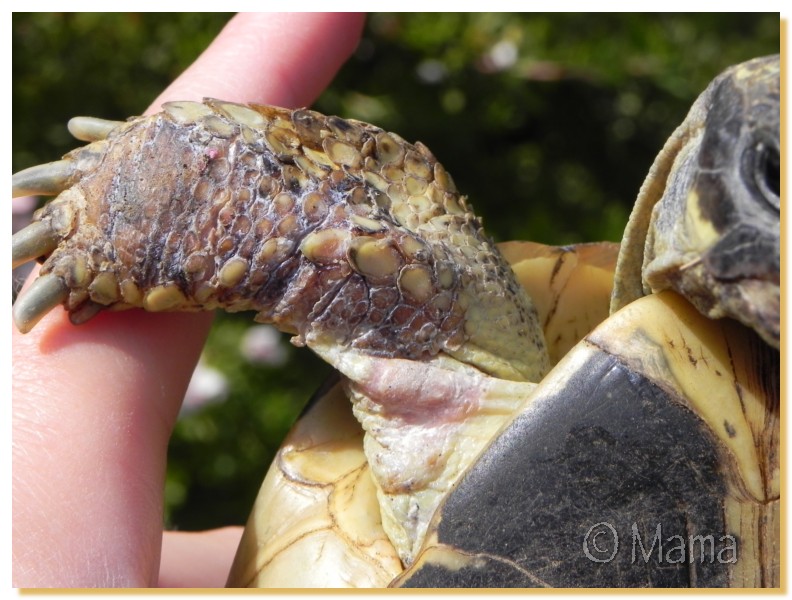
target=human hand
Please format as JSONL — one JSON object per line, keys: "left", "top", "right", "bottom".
{"left": 12, "top": 12, "right": 365, "bottom": 588}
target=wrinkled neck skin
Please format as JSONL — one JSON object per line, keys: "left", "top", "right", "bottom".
{"left": 311, "top": 340, "right": 537, "bottom": 565}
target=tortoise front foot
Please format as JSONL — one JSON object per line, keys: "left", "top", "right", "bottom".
{"left": 12, "top": 104, "right": 313, "bottom": 334}
{"left": 13, "top": 119, "right": 128, "bottom": 332}
{"left": 12, "top": 114, "right": 203, "bottom": 332}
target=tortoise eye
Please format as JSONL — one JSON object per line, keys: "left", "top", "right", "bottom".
{"left": 753, "top": 142, "right": 780, "bottom": 211}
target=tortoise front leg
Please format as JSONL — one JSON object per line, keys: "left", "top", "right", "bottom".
{"left": 12, "top": 99, "right": 548, "bottom": 384}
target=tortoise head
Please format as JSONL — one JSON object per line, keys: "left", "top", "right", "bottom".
{"left": 612, "top": 55, "right": 780, "bottom": 349}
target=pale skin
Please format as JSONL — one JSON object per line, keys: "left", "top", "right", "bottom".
{"left": 12, "top": 12, "right": 366, "bottom": 587}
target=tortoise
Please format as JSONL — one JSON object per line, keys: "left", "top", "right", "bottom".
{"left": 11, "top": 52, "right": 779, "bottom": 588}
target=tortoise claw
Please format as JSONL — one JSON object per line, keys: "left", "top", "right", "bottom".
{"left": 12, "top": 220, "right": 60, "bottom": 269}
{"left": 12, "top": 159, "right": 74, "bottom": 198}
{"left": 68, "top": 116, "right": 124, "bottom": 142}
{"left": 13, "top": 273, "right": 69, "bottom": 333}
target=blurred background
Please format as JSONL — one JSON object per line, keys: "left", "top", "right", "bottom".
{"left": 12, "top": 13, "right": 780, "bottom": 531}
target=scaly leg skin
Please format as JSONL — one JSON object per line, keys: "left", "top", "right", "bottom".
{"left": 12, "top": 100, "right": 551, "bottom": 565}
{"left": 12, "top": 100, "right": 548, "bottom": 382}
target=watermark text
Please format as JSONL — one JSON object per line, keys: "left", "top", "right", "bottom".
{"left": 583, "top": 522, "right": 737, "bottom": 564}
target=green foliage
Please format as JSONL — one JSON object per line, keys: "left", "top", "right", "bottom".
{"left": 318, "top": 13, "right": 779, "bottom": 244}
{"left": 12, "top": 13, "right": 779, "bottom": 530}
{"left": 13, "top": 13, "right": 229, "bottom": 171}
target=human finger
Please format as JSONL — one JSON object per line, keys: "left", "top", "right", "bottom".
{"left": 12, "top": 12, "right": 365, "bottom": 587}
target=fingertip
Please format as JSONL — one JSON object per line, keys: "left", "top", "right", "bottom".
{"left": 150, "top": 12, "right": 366, "bottom": 111}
